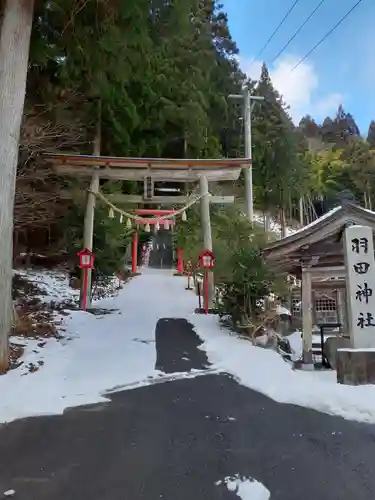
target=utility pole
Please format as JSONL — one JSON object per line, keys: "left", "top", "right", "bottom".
{"left": 229, "top": 90, "right": 264, "bottom": 223}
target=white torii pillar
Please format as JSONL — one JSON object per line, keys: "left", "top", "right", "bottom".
{"left": 199, "top": 174, "right": 214, "bottom": 308}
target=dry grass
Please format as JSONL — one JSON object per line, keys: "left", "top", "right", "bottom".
{"left": 12, "top": 273, "right": 63, "bottom": 340}
{"left": 12, "top": 307, "right": 59, "bottom": 338}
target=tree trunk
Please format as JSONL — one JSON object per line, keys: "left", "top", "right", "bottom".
{"left": 262, "top": 210, "right": 267, "bottom": 232}
{"left": 299, "top": 196, "right": 304, "bottom": 226}
{"left": 288, "top": 193, "right": 293, "bottom": 223}
{"left": 367, "top": 184, "right": 372, "bottom": 211}
{"left": 0, "top": 0, "right": 35, "bottom": 373}
{"left": 280, "top": 207, "right": 287, "bottom": 238}
{"left": 364, "top": 190, "right": 368, "bottom": 209}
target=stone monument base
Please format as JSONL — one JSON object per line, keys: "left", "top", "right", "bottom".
{"left": 325, "top": 336, "right": 351, "bottom": 369}
{"left": 337, "top": 348, "right": 375, "bottom": 385}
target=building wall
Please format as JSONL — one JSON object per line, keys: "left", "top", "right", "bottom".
{"left": 291, "top": 288, "right": 344, "bottom": 328}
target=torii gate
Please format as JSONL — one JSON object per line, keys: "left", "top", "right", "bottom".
{"left": 44, "top": 154, "right": 249, "bottom": 307}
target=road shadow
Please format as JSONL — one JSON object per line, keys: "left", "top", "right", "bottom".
{"left": 155, "top": 318, "right": 210, "bottom": 373}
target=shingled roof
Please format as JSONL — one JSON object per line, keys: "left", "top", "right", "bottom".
{"left": 262, "top": 204, "right": 375, "bottom": 275}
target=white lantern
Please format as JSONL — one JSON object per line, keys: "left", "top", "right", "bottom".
{"left": 203, "top": 255, "right": 211, "bottom": 267}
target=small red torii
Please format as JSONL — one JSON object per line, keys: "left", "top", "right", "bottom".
{"left": 131, "top": 208, "right": 180, "bottom": 273}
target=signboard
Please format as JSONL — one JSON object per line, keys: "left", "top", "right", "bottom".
{"left": 344, "top": 225, "right": 375, "bottom": 348}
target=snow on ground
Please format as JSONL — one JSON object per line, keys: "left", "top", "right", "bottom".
{"left": 216, "top": 475, "right": 270, "bottom": 500}
{"left": 0, "top": 268, "right": 210, "bottom": 423}
{"left": 1, "top": 270, "right": 169, "bottom": 422}
{"left": 253, "top": 211, "right": 296, "bottom": 237}
{"left": 3, "top": 268, "right": 375, "bottom": 425}
{"left": 15, "top": 268, "right": 79, "bottom": 304}
{"left": 192, "top": 312, "right": 375, "bottom": 424}
{"left": 14, "top": 268, "right": 120, "bottom": 305}
{"left": 253, "top": 206, "right": 341, "bottom": 239}
{"left": 287, "top": 330, "right": 302, "bottom": 358}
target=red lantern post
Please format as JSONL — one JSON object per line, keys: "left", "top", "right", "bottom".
{"left": 199, "top": 250, "right": 215, "bottom": 314}
{"left": 177, "top": 247, "right": 183, "bottom": 274}
{"left": 77, "top": 248, "right": 95, "bottom": 311}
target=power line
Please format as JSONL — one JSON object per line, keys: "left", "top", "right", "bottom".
{"left": 251, "top": 0, "right": 302, "bottom": 65}
{"left": 272, "top": 0, "right": 327, "bottom": 64}
{"left": 292, "top": 0, "right": 364, "bottom": 72}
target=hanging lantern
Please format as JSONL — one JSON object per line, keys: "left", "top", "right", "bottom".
{"left": 144, "top": 222, "right": 151, "bottom": 233}
{"left": 181, "top": 210, "right": 187, "bottom": 221}
{"left": 120, "top": 214, "right": 124, "bottom": 224}
{"left": 126, "top": 218, "right": 132, "bottom": 229}
{"left": 164, "top": 220, "right": 170, "bottom": 230}
{"left": 155, "top": 220, "right": 160, "bottom": 231}
{"left": 109, "top": 207, "right": 115, "bottom": 219}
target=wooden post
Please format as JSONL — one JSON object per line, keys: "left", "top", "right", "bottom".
{"left": 301, "top": 267, "right": 314, "bottom": 368}
{"left": 81, "top": 100, "right": 101, "bottom": 309}
{"left": 199, "top": 175, "right": 214, "bottom": 308}
{"left": 0, "top": 0, "right": 35, "bottom": 373}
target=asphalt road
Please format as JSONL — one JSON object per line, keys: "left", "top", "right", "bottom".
{"left": 1, "top": 318, "right": 375, "bottom": 499}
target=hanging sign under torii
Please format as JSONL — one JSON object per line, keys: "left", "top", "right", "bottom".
{"left": 344, "top": 225, "right": 375, "bottom": 348}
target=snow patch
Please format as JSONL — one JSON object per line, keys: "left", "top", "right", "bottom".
{"left": 15, "top": 268, "right": 79, "bottom": 304}
{"left": 253, "top": 211, "right": 296, "bottom": 237}
{"left": 3, "top": 490, "right": 16, "bottom": 497}
{"left": 216, "top": 475, "right": 270, "bottom": 500}
{"left": 14, "top": 268, "right": 120, "bottom": 306}
{"left": 286, "top": 330, "right": 303, "bottom": 361}
{"left": 276, "top": 304, "right": 291, "bottom": 316}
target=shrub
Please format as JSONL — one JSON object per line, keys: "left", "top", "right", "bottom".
{"left": 175, "top": 204, "right": 285, "bottom": 328}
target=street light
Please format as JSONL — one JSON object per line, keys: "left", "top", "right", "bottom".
{"left": 229, "top": 91, "right": 264, "bottom": 222}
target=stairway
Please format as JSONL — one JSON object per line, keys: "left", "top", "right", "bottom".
{"left": 148, "top": 229, "right": 174, "bottom": 269}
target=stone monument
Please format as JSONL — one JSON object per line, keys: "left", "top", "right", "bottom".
{"left": 337, "top": 224, "right": 375, "bottom": 384}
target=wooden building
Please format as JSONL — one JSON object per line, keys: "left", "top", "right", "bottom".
{"left": 263, "top": 202, "right": 375, "bottom": 367}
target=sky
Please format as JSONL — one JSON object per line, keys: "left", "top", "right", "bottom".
{"left": 222, "top": 0, "right": 374, "bottom": 134}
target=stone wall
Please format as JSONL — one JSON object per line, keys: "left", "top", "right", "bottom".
{"left": 337, "top": 349, "right": 375, "bottom": 385}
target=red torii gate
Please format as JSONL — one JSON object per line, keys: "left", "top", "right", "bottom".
{"left": 132, "top": 208, "right": 179, "bottom": 273}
